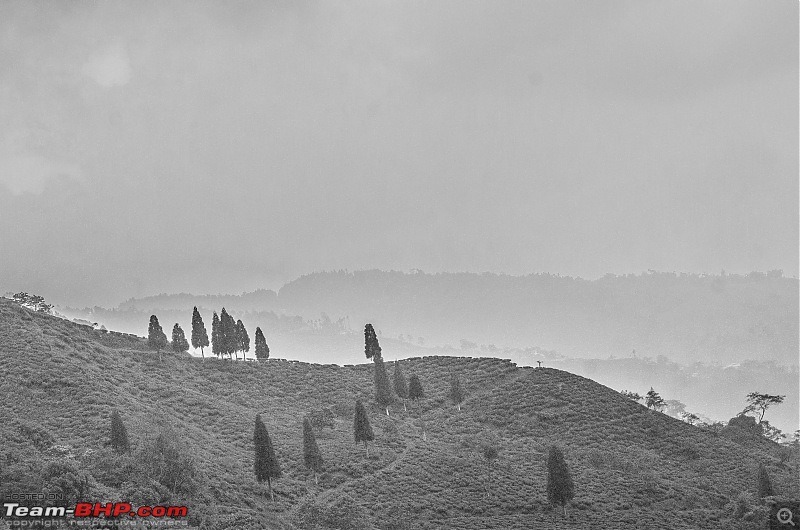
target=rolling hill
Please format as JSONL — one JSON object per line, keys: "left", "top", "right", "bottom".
{"left": 1, "top": 298, "right": 797, "bottom": 529}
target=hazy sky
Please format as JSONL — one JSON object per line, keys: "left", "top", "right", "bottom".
{"left": 1, "top": 0, "right": 797, "bottom": 307}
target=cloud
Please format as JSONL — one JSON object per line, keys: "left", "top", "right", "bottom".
{"left": 82, "top": 42, "right": 131, "bottom": 88}
{"left": 0, "top": 152, "right": 82, "bottom": 195}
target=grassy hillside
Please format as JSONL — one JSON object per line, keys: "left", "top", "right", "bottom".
{"left": 1, "top": 298, "right": 797, "bottom": 530}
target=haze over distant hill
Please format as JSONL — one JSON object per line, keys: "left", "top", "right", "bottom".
{"left": 111, "top": 270, "right": 798, "bottom": 366}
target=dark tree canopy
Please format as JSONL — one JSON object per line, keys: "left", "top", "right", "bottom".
{"left": 449, "top": 373, "right": 465, "bottom": 410}
{"left": 353, "top": 400, "right": 374, "bottom": 455}
{"left": 374, "top": 356, "right": 394, "bottom": 413}
{"left": 303, "top": 418, "right": 323, "bottom": 481}
{"left": 364, "top": 323, "right": 382, "bottom": 360}
{"left": 110, "top": 409, "right": 130, "bottom": 454}
{"left": 254, "top": 326, "right": 270, "bottom": 360}
{"left": 211, "top": 311, "right": 221, "bottom": 358}
{"left": 408, "top": 374, "right": 424, "bottom": 400}
{"left": 393, "top": 361, "right": 408, "bottom": 400}
{"left": 147, "top": 315, "right": 168, "bottom": 353}
{"left": 254, "top": 414, "right": 281, "bottom": 499}
{"left": 171, "top": 323, "right": 189, "bottom": 352}
{"left": 235, "top": 319, "right": 250, "bottom": 359}
{"left": 546, "top": 445, "right": 575, "bottom": 515}
{"left": 620, "top": 390, "right": 642, "bottom": 402}
{"left": 219, "top": 308, "right": 236, "bottom": 359}
{"left": 743, "top": 392, "right": 785, "bottom": 423}
{"left": 645, "top": 387, "right": 665, "bottom": 411}
{"left": 757, "top": 463, "right": 774, "bottom": 498}
{"left": 190, "top": 307, "right": 209, "bottom": 357}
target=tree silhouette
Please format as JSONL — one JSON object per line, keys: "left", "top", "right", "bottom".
{"left": 353, "top": 400, "right": 374, "bottom": 457}
{"left": 190, "top": 307, "right": 209, "bottom": 360}
{"left": 742, "top": 392, "right": 785, "bottom": 423}
{"left": 303, "top": 418, "right": 323, "bottom": 485}
{"left": 374, "top": 356, "right": 393, "bottom": 416}
{"left": 546, "top": 445, "right": 575, "bottom": 516}
{"left": 364, "top": 323, "right": 382, "bottom": 360}
{"left": 254, "top": 326, "right": 270, "bottom": 360}
{"left": 220, "top": 308, "right": 235, "bottom": 360}
{"left": 211, "top": 311, "right": 221, "bottom": 359}
{"left": 393, "top": 361, "right": 408, "bottom": 411}
{"left": 171, "top": 323, "right": 189, "bottom": 353}
{"left": 235, "top": 319, "right": 250, "bottom": 360}
{"left": 449, "top": 373, "right": 465, "bottom": 411}
{"left": 408, "top": 375, "right": 424, "bottom": 401}
{"left": 254, "top": 414, "right": 281, "bottom": 501}
{"left": 110, "top": 409, "right": 130, "bottom": 454}
{"left": 645, "top": 388, "right": 665, "bottom": 411}
{"left": 757, "top": 463, "right": 774, "bottom": 498}
{"left": 147, "top": 315, "right": 168, "bottom": 362}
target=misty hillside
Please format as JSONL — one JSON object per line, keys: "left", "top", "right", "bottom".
{"left": 112, "top": 270, "right": 798, "bottom": 366}
{"left": 2, "top": 299, "right": 798, "bottom": 529}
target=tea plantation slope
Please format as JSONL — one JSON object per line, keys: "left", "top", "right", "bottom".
{"left": 0, "top": 299, "right": 796, "bottom": 530}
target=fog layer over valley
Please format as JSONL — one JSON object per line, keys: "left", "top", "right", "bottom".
{"left": 57, "top": 269, "right": 799, "bottom": 433}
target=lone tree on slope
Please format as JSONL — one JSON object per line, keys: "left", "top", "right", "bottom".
{"left": 742, "top": 392, "right": 785, "bottom": 424}
{"left": 408, "top": 374, "right": 424, "bottom": 401}
{"left": 364, "top": 323, "right": 382, "bottom": 360}
{"left": 172, "top": 323, "right": 189, "bottom": 353}
{"left": 449, "top": 372, "right": 465, "bottom": 412}
{"left": 254, "top": 326, "right": 270, "bottom": 360}
{"left": 110, "top": 409, "right": 130, "bottom": 454}
{"left": 190, "top": 307, "right": 209, "bottom": 360}
{"left": 393, "top": 361, "right": 408, "bottom": 411}
{"left": 374, "top": 356, "right": 394, "bottom": 416}
{"left": 353, "top": 400, "right": 375, "bottom": 457}
{"left": 148, "top": 315, "right": 168, "bottom": 362}
{"left": 757, "top": 463, "right": 774, "bottom": 498}
{"left": 645, "top": 388, "right": 665, "bottom": 411}
{"left": 546, "top": 445, "right": 575, "bottom": 516}
{"left": 303, "top": 418, "right": 324, "bottom": 485}
{"left": 254, "top": 414, "right": 282, "bottom": 501}
{"left": 235, "top": 319, "right": 250, "bottom": 360}
{"left": 211, "top": 311, "right": 221, "bottom": 359}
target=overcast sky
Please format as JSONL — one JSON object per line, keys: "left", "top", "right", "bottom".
{"left": 0, "top": 0, "right": 797, "bottom": 307}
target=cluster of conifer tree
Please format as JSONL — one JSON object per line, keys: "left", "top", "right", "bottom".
{"left": 147, "top": 307, "right": 271, "bottom": 361}
{"left": 142, "top": 317, "right": 578, "bottom": 513}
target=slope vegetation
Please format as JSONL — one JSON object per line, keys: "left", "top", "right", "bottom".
{"left": 1, "top": 299, "right": 796, "bottom": 529}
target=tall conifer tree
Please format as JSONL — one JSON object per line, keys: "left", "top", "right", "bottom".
{"left": 191, "top": 307, "right": 209, "bottom": 359}
{"left": 254, "top": 414, "right": 281, "bottom": 501}
{"left": 211, "top": 311, "right": 221, "bottom": 359}
{"left": 254, "top": 327, "right": 270, "bottom": 360}
{"left": 220, "top": 308, "right": 235, "bottom": 360}
{"left": 353, "top": 400, "right": 374, "bottom": 457}
{"left": 364, "top": 323, "right": 382, "bottom": 360}
{"left": 172, "top": 323, "right": 189, "bottom": 352}
{"left": 546, "top": 446, "right": 575, "bottom": 516}
{"left": 148, "top": 315, "right": 168, "bottom": 362}
{"left": 236, "top": 319, "right": 250, "bottom": 360}
{"left": 303, "top": 418, "right": 323, "bottom": 484}
{"left": 110, "top": 409, "right": 130, "bottom": 454}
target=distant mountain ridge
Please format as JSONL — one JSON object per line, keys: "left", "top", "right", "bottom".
{"left": 116, "top": 269, "right": 798, "bottom": 366}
